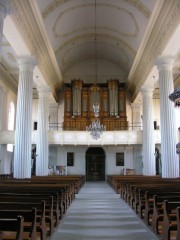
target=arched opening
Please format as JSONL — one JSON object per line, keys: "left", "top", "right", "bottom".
{"left": 86, "top": 147, "right": 105, "bottom": 181}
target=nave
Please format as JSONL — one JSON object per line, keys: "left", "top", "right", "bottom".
{"left": 50, "top": 182, "right": 158, "bottom": 240}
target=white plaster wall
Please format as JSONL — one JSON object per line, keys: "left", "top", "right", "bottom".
{"left": 0, "top": 80, "right": 16, "bottom": 174}
{"left": 49, "top": 145, "right": 137, "bottom": 177}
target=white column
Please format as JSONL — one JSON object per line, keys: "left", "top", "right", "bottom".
{"left": 131, "top": 103, "right": 142, "bottom": 130}
{"left": 0, "top": 0, "right": 10, "bottom": 52}
{"left": 156, "top": 55, "right": 179, "bottom": 178}
{"left": 36, "top": 86, "right": 50, "bottom": 176}
{"left": 13, "top": 56, "right": 36, "bottom": 179}
{"left": 141, "top": 88, "right": 156, "bottom": 176}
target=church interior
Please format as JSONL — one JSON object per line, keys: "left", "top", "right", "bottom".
{"left": 0, "top": 0, "right": 180, "bottom": 239}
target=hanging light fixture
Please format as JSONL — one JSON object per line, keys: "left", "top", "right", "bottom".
{"left": 169, "top": 88, "right": 180, "bottom": 154}
{"left": 86, "top": 0, "right": 106, "bottom": 140}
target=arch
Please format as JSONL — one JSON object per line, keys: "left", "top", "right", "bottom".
{"left": 85, "top": 147, "right": 105, "bottom": 181}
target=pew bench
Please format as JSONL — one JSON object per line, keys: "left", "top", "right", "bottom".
{"left": 162, "top": 200, "right": 180, "bottom": 240}
{"left": 0, "top": 201, "right": 46, "bottom": 240}
{"left": 0, "top": 215, "right": 24, "bottom": 240}
{"left": 0, "top": 208, "right": 37, "bottom": 240}
{"left": 0, "top": 194, "right": 56, "bottom": 235}
{"left": 152, "top": 194, "right": 180, "bottom": 235}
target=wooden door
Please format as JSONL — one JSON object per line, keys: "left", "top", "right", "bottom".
{"left": 86, "top": 147, "right": 105, "bottom": 181}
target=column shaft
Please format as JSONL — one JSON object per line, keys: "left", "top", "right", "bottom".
{"left": 156, "top": 55, "right": 179, "bottom": 178}
{"left": 36, "top": 86, "right": 50, "bottom": 176}
{"left": 13, "top": 56, "right": 36, "bottom": 178}
{"left": 142, "top": 88, "right": 156, "bottom": 175}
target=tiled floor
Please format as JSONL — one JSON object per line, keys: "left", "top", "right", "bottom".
{"left": 50, "top": 182, "right": 159, "bottom": 240}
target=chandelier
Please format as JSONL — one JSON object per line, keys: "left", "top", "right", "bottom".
{"left": 169, "top": 88, "right": 180, "bottom": 154}
{"left": 86, "top": 0, "right": 106, "bottom": 140}
{"left": 86, "top": 119, "right": 106, "bottom": 140}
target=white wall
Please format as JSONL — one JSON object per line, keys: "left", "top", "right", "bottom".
{"left": 49, "top": 145, "right": 138, "bottom": 177}
{"left": 0, "top": 79, "right": 16, "bottom": 174}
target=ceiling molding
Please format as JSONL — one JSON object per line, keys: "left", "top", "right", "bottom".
{"left": 127, "top": 0, "right": 180, "bottom": 101}
{"left": 55, "top": 32, "right": 136, "bottom": 56}
{"left": 42, "top": 0, "right": 151, "bottom": 19}
{"left": 53, "top": 3, "right": 138, "bottom": 38}
{"left": 9, "top": 0, "right": 63, "bottom": 101}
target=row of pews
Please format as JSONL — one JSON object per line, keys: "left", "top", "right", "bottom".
{"left": 0, "top": 174, "right": 85, "bottom": 240}
{"left": 107, "top": 175, "right": 180, "bottom": 240}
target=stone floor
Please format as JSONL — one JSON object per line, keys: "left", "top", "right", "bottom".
{"left": 50, "top": 182, "right": 159, "bottom": 240}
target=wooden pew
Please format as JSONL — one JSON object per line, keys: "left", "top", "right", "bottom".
{"left": 0, "top": 175, "right": 86, "bottom": 240}
{"left": 152, "top": 194, "right": 180, "bottom": 235}
{"left": 0, "top": 208, "right": 37, "bottom": 240}
{"left": 0, "top": 194, "right": 55, "bottom": 235}
{"left": 176, "top": 207, "right": 180, "bottom": 240}
{"left": 162, "top": 200, "right": 180, "bottom": 240}
{"left": 144, "top": 191, "right": 180, "bottom": 226}
{"left": 0, "top": 201, "right": 46, "bottom": 240}
{"left": 0, "top": 215, "right": 24, "bottom": 240}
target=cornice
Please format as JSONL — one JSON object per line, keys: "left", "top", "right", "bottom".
{"left": 127, "top": 0, "right": 180, "bottom": 101}
{"left": 9, "top": 0, "right": 62, "bottom": 101}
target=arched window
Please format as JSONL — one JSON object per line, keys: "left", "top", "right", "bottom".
{"left": 7, "top": 102, "right": 15, "bottom": 152}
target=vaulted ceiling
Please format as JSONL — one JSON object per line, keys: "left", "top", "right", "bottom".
{"left": 1, "top": 0, "right": 180, "bottom": 103}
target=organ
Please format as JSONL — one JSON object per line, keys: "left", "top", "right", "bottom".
{"left": 63, "top": 79, "right": 128, "bottom": 131}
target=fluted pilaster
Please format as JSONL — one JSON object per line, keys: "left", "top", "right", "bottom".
{"left": 156, "top": 55, "right": 179, "bottom": 178}
{"left": 141, "top": 88, "right": 156, "bottom": 175}
{"left": 13, "top": 56, "right": 36, "bottom": 178}
{"left": 36, "top": 86, "right": 50, "bottom": 176}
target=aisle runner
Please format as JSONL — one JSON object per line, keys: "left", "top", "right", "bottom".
{"left": 50, "top": 182, "right": 158, "bottom": 240}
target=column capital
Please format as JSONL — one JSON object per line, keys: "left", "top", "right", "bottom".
{"left": 17, "top": 55, "right": 37, "bottom": 71}
{"left": 0, "top": 0, "right": 10, "bottom": 20}
{"left": 37, "top": 85, "right": 51, "bottom": 98}
{"left": 141, "top": 87, "right": 154, "bottom": 97}
{"left": 155, "top": 55, "right": 175, "bottom": 71}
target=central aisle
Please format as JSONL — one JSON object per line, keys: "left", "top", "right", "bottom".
{"left": 50, "top": 182, "right": 158, "bottom": 240}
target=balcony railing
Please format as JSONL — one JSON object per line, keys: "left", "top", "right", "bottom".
{"left": 48, "top": 122, "right": 143, "bottom": 131}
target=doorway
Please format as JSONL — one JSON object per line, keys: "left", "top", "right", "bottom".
{"left": 86, "top": 147, "right": 105, "bottom": 181}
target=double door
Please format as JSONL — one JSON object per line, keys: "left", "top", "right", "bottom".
{"left": 86, "top": 157, "right": 105, "bottom": 181}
